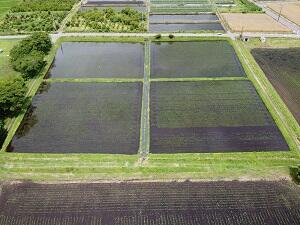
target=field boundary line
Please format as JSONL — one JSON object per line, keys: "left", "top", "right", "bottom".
{"left": 235, "top": 40, "right": 300, "bottom": 154}
{"left": 46, "top": 78, "right": 143, "bottom": 83}
{"left": 150, "top": 77, "right": 248, "bottom": 82}
{"left": 57, "top": 0, "right": 82, "bottom": 33}
{"left": 139, "top": 40, "right": 150, "bottom": 157}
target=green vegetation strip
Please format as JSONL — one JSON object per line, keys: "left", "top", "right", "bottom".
{"left": 139, "top": 40, "right": 150, "bottom": 155}
{"left": 46, "top": 78, "right": 143, "bottom": 83}
{"left": 0, "top": 151, "right": 298, "bottom": 181}
{"left": 150, "top": 77, "right": 248, "bottom": 82}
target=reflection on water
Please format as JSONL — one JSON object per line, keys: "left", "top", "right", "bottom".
{"left": 48, "top": 42, "right": 144, "bottom": 78}
{"left": 16, "top": 105, "right": 38, "bottom": 138}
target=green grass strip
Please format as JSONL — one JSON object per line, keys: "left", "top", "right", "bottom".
{"left": 150, "top": 77, "right": 249, "bottom": 82}
{"left": 46, "top": 78, "right": 143, "bottom": 83}
{"left": 58, "top": 36, "right": 145, "bottom": 44}
{"left": 139, "top": 39, "right": 151, "bottom": 156}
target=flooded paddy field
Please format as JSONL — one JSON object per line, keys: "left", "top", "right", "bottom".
{"left": 149, "top": 14, "right": 219, "bottom": 23}
{"left": 149, "top": 23, "right": 224, "bottom": 32}
{"left": 0, "top": 181, "right": 299, "bottom": 224}
{"left": 9, "top": 82, "right": 142, "bottom": 153}
{"left": 150, "top": 41, "right": 245, "bottom": 78}
{"left": 252, "top": 48, "right": 300, "bottom": 124}
{"left": 150, "top": 81, "right": 289, "bottom": 153}
{"left": 149, "top": 13, "right": 223, "bottom": 32}
{"left": 48, "top": 42, "right": 144, "bottom": 78}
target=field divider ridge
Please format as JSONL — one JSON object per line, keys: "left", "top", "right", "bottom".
{"left": 46, "top": 78, "right": 144, "bottom": 83}
{"left": 139, "top": 40, "right": 151, "bottom": 157}
{"left": 150, "top": 77, "right": 249, "bottom": 82}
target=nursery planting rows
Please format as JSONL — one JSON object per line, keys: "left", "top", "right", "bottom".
{"left": 0, "top": 181, "right": 300, "bottom": 224}
{"left": 7, "top": 40, "right": 289, "bottom": 154}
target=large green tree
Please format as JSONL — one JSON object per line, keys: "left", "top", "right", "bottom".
{"left": 10, "top": 32, "right": 52, "bottom": 62}
{"left": 0, "top": 77, "right": 28, "bottom": 117}
{"left": 12, "top": 51, "right": 45, "bottom": 79}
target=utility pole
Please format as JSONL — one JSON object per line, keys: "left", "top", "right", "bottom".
{"left": 277, "top": 4, "right": 283, "bottom": 22}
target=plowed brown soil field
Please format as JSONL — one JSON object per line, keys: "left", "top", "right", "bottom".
{"left": 0, "top": 181, "right": 299, "bottom": 225}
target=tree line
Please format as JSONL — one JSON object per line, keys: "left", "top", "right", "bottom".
{"left": 0, "top": 32, "right": 52, "bottom": 146}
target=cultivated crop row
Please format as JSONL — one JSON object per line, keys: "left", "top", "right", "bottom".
{"left": 0, "top": 181, "right": 300, "bottom": 224}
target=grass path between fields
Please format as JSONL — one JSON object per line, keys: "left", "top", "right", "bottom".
{"left": 57, "top": 0, "right": 82, "bottom": 33}
{"left": 139, "top": 39, "right": 150, "bottom": 157}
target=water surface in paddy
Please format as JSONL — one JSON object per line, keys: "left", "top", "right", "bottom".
{"left": 151, "top": 41, "right": 245, "bottom": 78}
{"left": 48, "top": 42, "right": 144, "bottom": 78}
{"left": 149, "top": 14, "right": 219, "bottom": 23}
{"left": 149, "top": 23, "right": 224, "bottom": 32}
{"left": 9, "top": 82, "right": 142, "bottom": 153}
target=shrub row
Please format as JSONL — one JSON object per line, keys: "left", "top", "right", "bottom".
{"left": 0, "top": 33, "right": 52, "bottom": 147}
{"left": 66, "top": 8, "right": 146, "bottom": 32}
{"left": 290, "top": 165, "right": 300, "bottom": 183}
{"left": 0, "top": 11, "right": 67, "bottom": 33}
{"left": 10, "top": 32, "right": 52, "bottom": 79}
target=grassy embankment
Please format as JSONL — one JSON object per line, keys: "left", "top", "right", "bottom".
{"left": 0, "top": 36, "right": 299, "bottom": 182}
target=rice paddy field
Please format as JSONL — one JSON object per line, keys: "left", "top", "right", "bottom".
{"left": 150, "top": 80, "right": 288, "bottom": 153}
{"left": 149, "top": 14, "right": 219, "bottom": 23}
{"left": 149, "top": 14, "right": 224, "bottom": 32}
{"left": 151, "top": 5, "right": 213, "bottom": 14}
{"left": 251, "top": 48, "right": 300, "bottom": 125}
{"left": 151, "top": 41, "right": 245, "bottom": 78}
{"left": 0, "top": 181, "right": 300, "bottom": 224}
{"left": 1, "top": 37, "right": 299, "bottom": 183}
{"left": 48, "top": 42, "right": 144, "bottom": 78}
{"left": 9, "top": 82, "right": 142, "bottom": 153}
{"left": 150, "top": 23, "right": 224, "bottom": 32}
